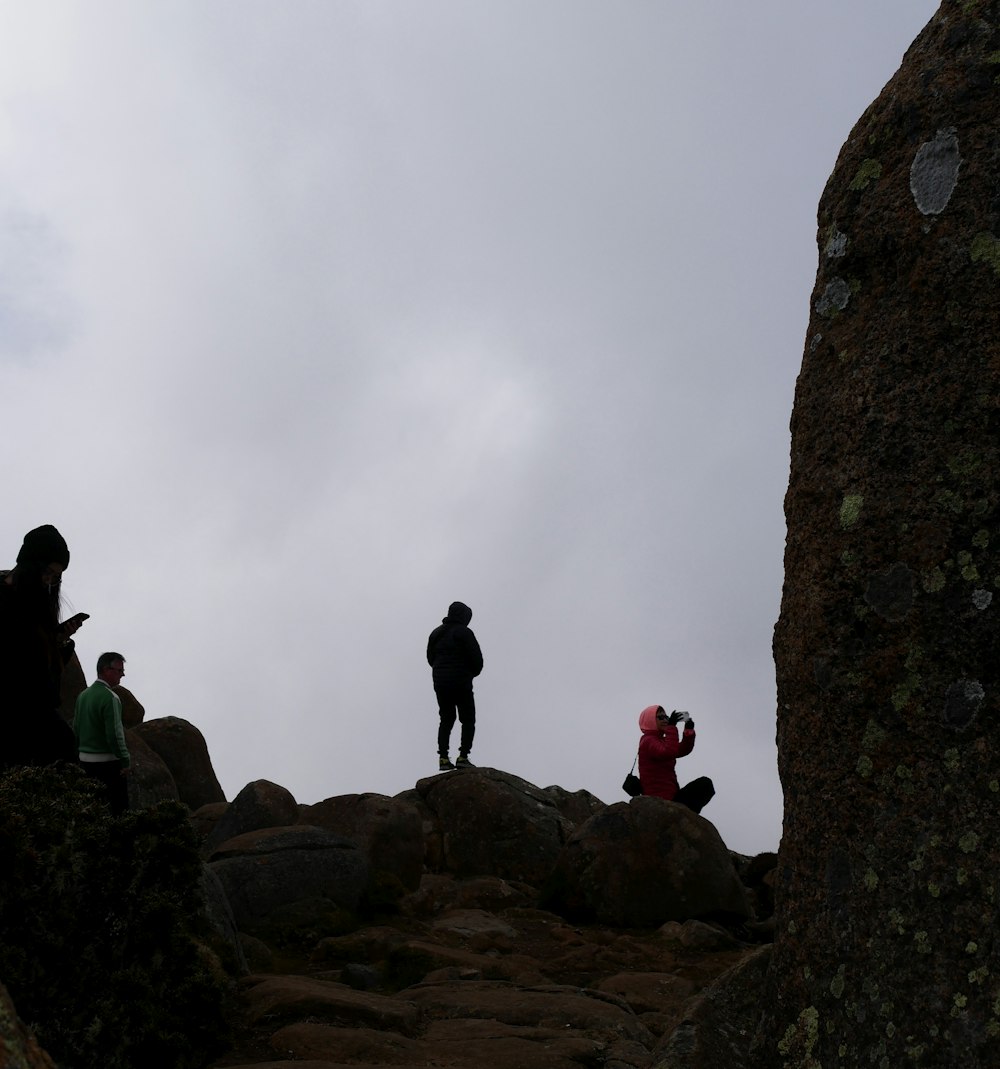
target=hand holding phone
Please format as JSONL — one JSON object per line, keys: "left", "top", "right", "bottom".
{"left": 61, "top": 612, "right": 90, "bottom": 636}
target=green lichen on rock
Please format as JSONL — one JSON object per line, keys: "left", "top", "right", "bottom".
{"left": 857, "top": 755, "right": 874, "bottom": 778}
{"left": 830, "top": 965, "right": 847, "bottom": 998}
{"left": 970, "top": 232, "right": 1000, "bottom": 275}
{"left": 849, "top": 158, "right": 883, "bottom": 191}
{"left": 840, "top": 493, "right": 864, "bottom": 528}
{"left": 777, "top": 1006, "right": 821, "bottom": 1068}
{"left": 959, "top": 831, "right": 980, "bottom": 853}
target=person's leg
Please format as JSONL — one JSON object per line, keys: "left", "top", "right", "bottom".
{"left": 81, "top": 760, "right": 127, "bottom": 814}
{"left": 673, "top": 776, "right": 715, "bottom": 814}
{"left": 435, "top": 686, "right": 457, "bottom": 758}
{"left": 455, "top": 685, "right": 476, "bottom": 761}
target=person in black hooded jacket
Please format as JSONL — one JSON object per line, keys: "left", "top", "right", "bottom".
{"left": 426, "top": 601, "right": 483, "bottom": 771}
{"left": 0, "top": 524, "right": 83, "bottom": 770}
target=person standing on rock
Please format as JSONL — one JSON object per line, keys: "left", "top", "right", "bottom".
{"left": 73, "top": 652, "right": 131, "bottom": 815}
{"left": 637, "top": 705, "right": 714, "bottom": 813}
{"left": 0, "top": 524, "right": 84, "bottom": 770}
{"left": 426, "top": 601, "right": 483, "bottom": 771}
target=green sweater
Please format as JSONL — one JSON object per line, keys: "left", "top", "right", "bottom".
{"left": 73, "top": 680, "right": 130, "bottom": 767}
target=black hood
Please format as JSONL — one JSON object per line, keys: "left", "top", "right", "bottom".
{"left": 443, "top": 601, "right": 473, "bottom": 626}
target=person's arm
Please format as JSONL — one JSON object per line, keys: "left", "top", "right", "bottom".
{"left": 646, "top": 725, "right": 685, "bottom": 758}
{"left": 103, "top": 691, "right": 131, "bottom": 767}
{"left": 465, "top": 629, "right": 483, "bottom": 677}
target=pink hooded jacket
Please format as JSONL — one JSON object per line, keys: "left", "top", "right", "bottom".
{"left": 637, "top": 704, "right": 695, "bottom": 800}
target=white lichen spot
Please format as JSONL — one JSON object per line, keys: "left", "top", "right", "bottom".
{"left": 910, "top": 129, "right": 962, "bottom": 215}
{"left": 825, "top": 227, "right": 848, "bottom": 258}
{"left": 816, "top": 277, "right": 851, "bottom": 318}
{"left": 972, "top": 589, "right": 992, "bottom": 609}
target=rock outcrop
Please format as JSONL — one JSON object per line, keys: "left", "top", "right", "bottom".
{"left": 541, "top": 796, "right": 750, "bottom": 927}
{"left": 132, "top": 716, "right": 225, "bottom": 809}
{"left": 0, "top": 982, "right": 57, "bottom": 1069}
{"left": 759, "top": 2, "right": 1000, "bottom": 1065}
{"left": 402, "top": 767, "right": 575, "bottom": 885}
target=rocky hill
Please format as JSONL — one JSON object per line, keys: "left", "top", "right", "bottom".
{"left": 1, "top": 713, "right": 775, "bottom": 1069}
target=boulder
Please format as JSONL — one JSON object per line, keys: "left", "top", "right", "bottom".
{"left": 125, "top": 729, "right": 180, "bottom": 809}
{"left": 199, "top": 863, "right": 249, "bottom": 975}
{"left": 242, "top": 974, "right": 421, "bottom": 1036}
{"left": 111, "top": 683, "right": 145, "bottom": 727}
{"left": 542, "top": 784, "right": 606, "bottom": 828}
{"left": 209, "top": 826, "right": 368, "bottom": 932}
{"left": 0, "top": 981, "right": 57, "bottom": 1068}
{"left": 761, "top": 4, "right": 1000, "bottom": 1065}
{"left": 654, "top": 945, "right": 771, "bottom": 1069}
{"left": 541, "top": 796, "right": 749, "bottom": 927}
{"left": 409, "top": 767, "right": 575, "bottom": 886}
{"left": 204, "top": 779, "right": 299, "bottom": 856}
{"left": 300, "top": 792, "right": 424, "bottom": 892}
{"left": 131, "top": 716, "right": 225, "bottom": 809}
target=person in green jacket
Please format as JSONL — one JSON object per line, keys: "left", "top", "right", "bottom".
{"left": 73, "top": 652, "right": 130, "bottom": 814}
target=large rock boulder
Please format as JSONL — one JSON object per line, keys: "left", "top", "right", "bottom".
{"left": 112, "top": 684, "right": 145, "bottom": 727}
{"left": 203, "top": 779, "right": 299, "bottom": 856}
{"left": 404, "top": 767, "right": 575, "bottom": 886}
{"left": 131, "top": 717, "right": 225, "bottom": 809}
{"left": 759, "top": 4, "right": 1000, "bottom": 1065}
{"left": 208, "top": 826, "right": 368, "bottom": 933}
{"left": 541, "top": 796, "right": 750, "bottom": 927}
{"left": 299, "top": 792, "right": 424, "bottom": 892}
{"left": 125, "top": 729, "right": 180, "bottom": 809}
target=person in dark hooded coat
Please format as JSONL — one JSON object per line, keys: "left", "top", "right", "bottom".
{"left": 0, "top": 524, "right": 84, "bottom": 770}
{"left": 426, "top": 601, "right": 483, "bottom": 770}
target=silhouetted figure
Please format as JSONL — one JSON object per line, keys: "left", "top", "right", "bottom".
{"left": 637, "top": 705, "right": 714, "bottom": 813}
{"left": 0, "top": 525, "right": 83, "bottom": 770}
{"left": 426, "top": 601, "right": 483, "bottom": 770}
{"left": 73, "top": 652, "right": 131, "bottom": 814}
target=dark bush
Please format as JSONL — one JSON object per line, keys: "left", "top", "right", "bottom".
{"left": 0, "top": 764, "right": 231, "bottom": 1069}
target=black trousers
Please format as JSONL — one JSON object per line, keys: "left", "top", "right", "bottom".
{"left": 80, "top": 759, "right": 129, "bottom": 816}
{"left": 673, "top": 776, "right": 715, "bottom": 814}
{"left": 434, "top": 682, "right": 475, "bottom": 757}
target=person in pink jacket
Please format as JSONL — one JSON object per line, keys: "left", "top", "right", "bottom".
{"left": 637, "top": 705, "right": 714, "bottom": 813}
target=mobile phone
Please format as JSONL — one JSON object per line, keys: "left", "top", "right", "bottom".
{"left": 63, "top": 612, "right": 90, "bottom": 627}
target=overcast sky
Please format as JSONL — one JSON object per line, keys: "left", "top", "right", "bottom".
{"left": 0, "top": 1, "right": 939, "bottom": 855}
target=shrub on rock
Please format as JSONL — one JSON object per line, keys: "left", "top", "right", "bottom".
{"left": 0, "top": 765, "right": 231, "bottom": 1069}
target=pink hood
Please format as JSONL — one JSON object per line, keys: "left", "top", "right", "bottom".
{"left": 638, "top": 705, "right": 664, "bottom": 733}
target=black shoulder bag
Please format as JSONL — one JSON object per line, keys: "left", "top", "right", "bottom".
{"left": 622, "top": 755, "right": 642, "bottom": 797}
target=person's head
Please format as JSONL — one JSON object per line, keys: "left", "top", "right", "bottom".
{"left": 638, "top": 705, "right": 667, "bottom": 733}
{"left": 16, "top": 525, "right": 70, "bottom": 583}
{"left": 9, "top": 525, "right": 70, "bottom": 625}
{"left": 446, "top": 601, "right": 473, "bottom": 625}
{"left": 97, "top": 652, "right": 126, "bottom": 686}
